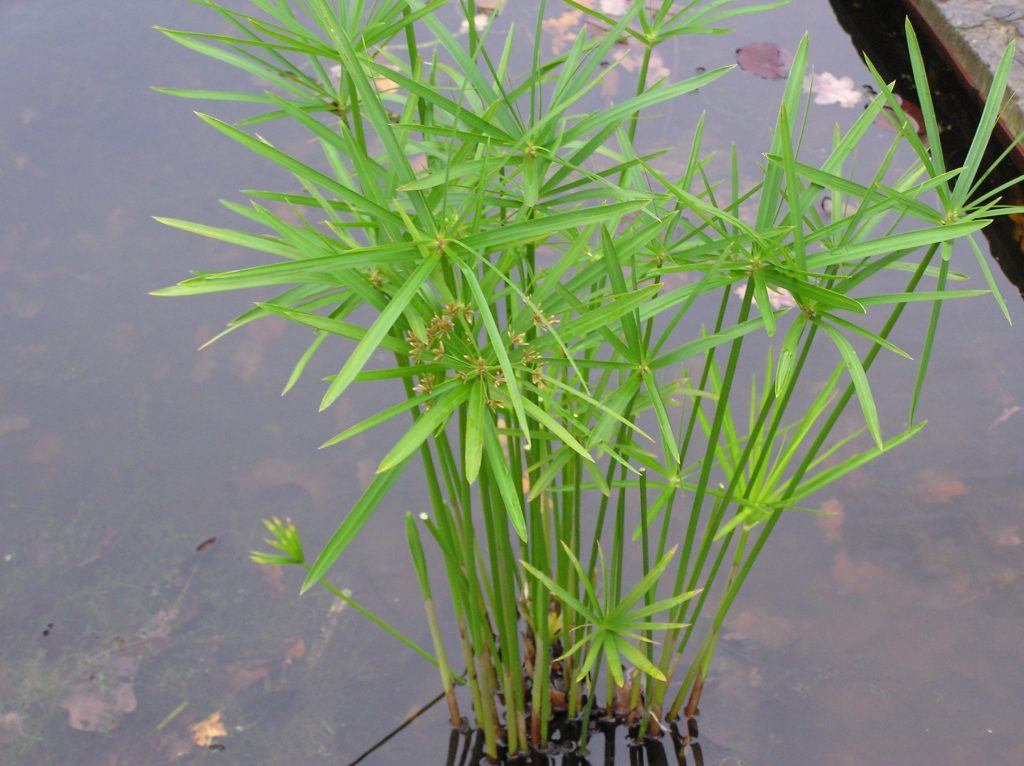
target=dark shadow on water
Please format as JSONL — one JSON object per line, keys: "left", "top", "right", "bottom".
{"left": 346, "top": 704, "right": 708, "bottom": 766}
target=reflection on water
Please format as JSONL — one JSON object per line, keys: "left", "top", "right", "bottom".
{"left": 350, "top": 708, "right": 708, "bottom": 766}
{"left": 0, "top": 1, "right": 1021, "bottom": 764}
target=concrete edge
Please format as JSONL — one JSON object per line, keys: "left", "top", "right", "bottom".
{"left": 905, "top": 0, "right": 1024, "bottom": 145}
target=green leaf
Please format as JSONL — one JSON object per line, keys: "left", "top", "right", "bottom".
{"left": 301, "top": 459, "right": 410, "bottom": 593}
{"left": 819, "top": 321, "right": 882, "bottom": 448}
{"left": 320, "top": 253, "right": 441, "bottom": 411}
{"left": 652, "top": 317, "right": 766, "bottom": 370}
{"left": 154, "top": 216, "right": 296, "bottom": 257}
{"left": 260, "top": 303, "right": 407, "bottom": 352}
{"left": 193, "top": 113, "right": 399, "bottom": 226}
{"left": 599, "top": 226, "right": 643, "bottom": 354}
{"left": 378, "top": 384, "right": 470, "bottom": 474}
{"left": 820, "top": 313, "right": 911, "bottom": 360}
{"left": 953, "top": 41, "right": 1016, "bottom": 203}
{"left": 459, "top": 260, "right": 530, "bottom": 445}
{"left": 806, "top": 220, "right": 990, "bottom": 270}
{"left": 320, "top": 379, "right": 458, "bottom": 449}
{"left": 283, "top": 331, "right": 328, "bottom": 395}
{"left": 775, "top": 312, "right": 807, "bottom": 396}
{"left": 465, "top": 379, "right": 487, "bottom": 484}
{"left": 520, "top": 397, "right": 594, "bottom": 464}
{"left": 752, "top": 269, "right": 777, "bottom": 337}
{"left": 855, "top": 289, "right": 990, "bottom": 306}
{"left": 520, "top": 559, "right": 594, "bottom": 623}
{"left": 966, "top": 234, "right": 1011, "bottom": 324}
{"left": 612, "top": 636, "right": 664, "bottom": 682}
{"left": 764, "top": 267, "right": 865, "bottom": 313}
{"left": 483, "top": 417, "right": 527, "bottom": 540}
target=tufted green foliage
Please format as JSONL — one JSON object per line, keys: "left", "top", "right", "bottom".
{"left": 161, "top": 0, "right": 1021, "bottom": 755}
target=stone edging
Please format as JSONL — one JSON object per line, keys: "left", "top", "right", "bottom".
{"left": 906, "top": 0, "right": 1024, "bottom": 143}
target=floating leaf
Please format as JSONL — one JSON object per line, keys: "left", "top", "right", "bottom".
{"left": 723, "top": 607, "right": 793, "bottom": 649}
{"left": 0, "top": 416, "right": 30, "bottom": 437}
{"left": 190, "top": 711, "right": 227, "bottom": 748}
{"left": 262, "top": 564, "right": 285, "bottom": 595}
{"left": 830, "top": 549, "right": 886, "bottom": 593}
{"left": 227, "top": 664, "right": 269, "bottom": 691}
{"left": 807, "top": 72, "right": 863, "bottom": 108}
{"left": 598, "top": 0, "right": 629, "bottom": 15}
{"left": 0, "top": 712, "right": 26, "bottom": 744}
{"left": 612, "top": 43, "right": 671, "bottom": 86}
{"left": 816, "top": 497, "right": 845, "bottom": 542}
{"left": 59, "top": 681, "right": 137, "bottom": 733}
{"left": 988, "top": 404, "right": 1022, "bottom": 431}
{"left": 736, "top": 43, "right": 793, "bottom": 80}
{"left": 909, "top": 468, "right": 968, "bottom": 504}
{"left": 283, "top": 635, "right": 307, "bottom": 665}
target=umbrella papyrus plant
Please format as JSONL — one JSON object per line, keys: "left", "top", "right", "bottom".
{"left": 154, "top": 0, "right": 1021, "bottom": 758}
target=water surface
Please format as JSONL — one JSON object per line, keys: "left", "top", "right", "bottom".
{"left": 0, "top": 2, "right": 1021, "bottom": 764}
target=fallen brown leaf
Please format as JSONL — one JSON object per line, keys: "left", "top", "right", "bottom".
{"left": 611, "top": 43, "right": 670, "bottom": 86}
{"left": 909, "top": 469, "right": 968, "bottom": 504}
{"left": 244, "top": 316, "right": 286, "bottom": 343}
{"left": 26, "top": 433, "right": 63, "bottom": 464}
{"left": 190, "top": 353, "right": 217, "bottom": 382}
{"left": 261, "top": 564, "right": 285, "bottom": 596}
{"left": 79, "top": 526, "right": 119, "bottom": 566}
{"left": 542, "top": 7, "right": 584, "bottom": 54}
{"left": 190, "top": 711, "right": 227, "bottom": 748}
{"left": 0, "top": 416, "right": 30, "bottom": 438}
{"left": 830, "top": 549, "right": 886, "bottom": 594}
{"left": 816, "top": 497, "right": 845, "bottom": 542}
{"left": 401, "top": 703, "right": 425, "bottom": 724}
{"left": 0, "top": 712, "right": 27, "bottom": 744}
{"left": 59, "top": 681, "right": 137, "bottom": 733}
{"left": 736, "top": 42, "right": 793, "bottom": 80}
{"left": 231, "top": 339, "right": 264, "bottom": 384}
{"left": 250, "top": 458, "right": 327, "bottom": 503}
{"left": 373, "top": 73, "right": 400, "bottom": 94}
{"left": 227, "top": 663, "right": 269, "bottom": 692}
{"left": 7, "top": 291, "right": 40, "bottom": 319}
{"left": 308, "top": 598, "right": 348, "bottom": 668}
{"left": 986, "top": 525, "right": 1022, "bottom": 548}
{"left": 748, "top": 667, "right": 763, "bottom": 689}
{"left": 283, "top": 635, "right": 306, "bottom": 665}
{"left": 723, "top": 607, "right": 792, "bottom": 649}
{"left": 988, "top": 404, "right": 1022, "bottom": 431}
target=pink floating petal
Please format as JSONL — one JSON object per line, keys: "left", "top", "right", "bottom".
{"left": 808, "top": 72, "right": 864, "bottom": 108}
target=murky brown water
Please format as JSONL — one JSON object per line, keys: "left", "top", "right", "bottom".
{"left": 1, "top": 1, "right": 1021, "bottom": 764}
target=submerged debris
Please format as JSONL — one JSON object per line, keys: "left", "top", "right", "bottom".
{"left": 59, "top": 680, "right": 138, "bottom": 733}
{"left": 190, "top": 710, "right": 228, "bottom": 748}
{"left": 0, "top": 712, "right": 27, "bottom": 744}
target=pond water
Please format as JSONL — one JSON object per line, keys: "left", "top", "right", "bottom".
{"left": 1, "top": 1, "right": 1022, "bottom": 764}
